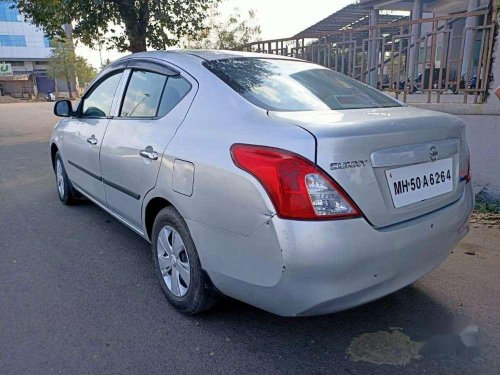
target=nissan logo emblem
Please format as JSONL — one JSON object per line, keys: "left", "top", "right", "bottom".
{"left": 429, "top": 145, "right": 438, "bottom": 161}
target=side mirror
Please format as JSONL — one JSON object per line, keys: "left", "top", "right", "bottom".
{"left": 54, "top": 100, "right": 72, "bottom": 117}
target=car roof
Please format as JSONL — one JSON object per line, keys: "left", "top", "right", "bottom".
{"left": 113, "top": 49, "right": 298, "bottom": 66}
{"left": 177, "top": 49, "right": 297, "bottom": 62}
{"left": 103, "top": 50, "right": 303, "bottom": 86}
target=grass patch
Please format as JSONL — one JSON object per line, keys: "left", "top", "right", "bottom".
{"left": 475, "top": 192, "right": 500, "bottom": 214}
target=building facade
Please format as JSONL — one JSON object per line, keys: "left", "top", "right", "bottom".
{"left": 0, "top": 1, "right": 56, "bottom": 98}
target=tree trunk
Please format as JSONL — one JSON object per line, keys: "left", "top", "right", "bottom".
{"left": 128, "top": 35, "right": 147, "bottom": 53}
{"left": 66, "top": 77, "right": 74, "bottom": 100}
{"left": 114, "top": 0, "right": 148, "bottom": 53}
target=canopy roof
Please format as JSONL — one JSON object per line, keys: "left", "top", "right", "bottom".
{"left": 293, "top": 3, "right": 408, "bottom": 38}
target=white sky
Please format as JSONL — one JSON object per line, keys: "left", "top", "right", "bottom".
{"left": 76, "top": 0, "right": 354, "bottom": 68}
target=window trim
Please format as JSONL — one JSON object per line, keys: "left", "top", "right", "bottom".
{"left": 126, "top": 59, "right": 179, "bottom": 77}
{"left": 76, "top": 57, "right": 194, "bottom": 120}
{"left": 116, "top": 68, "right": 192, "bottom": 121}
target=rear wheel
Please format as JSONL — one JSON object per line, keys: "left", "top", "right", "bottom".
{"left": 152, "top": 207, "right": 217, "bottom": 314}
{"left": 54, "top": 151, "right": 79, "bottom": 205}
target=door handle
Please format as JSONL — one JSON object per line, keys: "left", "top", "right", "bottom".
{"left": 86, "top": 135, "right": 98, "bottom": 145}
{"left": 140, "top": 146, "right": 159, "bottom": 160}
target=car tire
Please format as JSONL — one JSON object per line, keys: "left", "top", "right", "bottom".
{"left": 152, "top": 206, "right": 217, "bottom": 314}
{"left": 54, "top": 151, "right": 79, "bottom": 205}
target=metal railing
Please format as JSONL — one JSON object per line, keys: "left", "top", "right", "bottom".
{"left": 239, "top": 8, "right": 498, "bottom": 104}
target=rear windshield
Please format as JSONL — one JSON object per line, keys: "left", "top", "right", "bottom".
{"left": 204, "top": 57, "right": 401, "bottom": 111}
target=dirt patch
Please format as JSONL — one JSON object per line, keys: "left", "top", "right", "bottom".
{"left": 347, "top": 328, "right": 423, "bottom": 366}
{"left": 470, "top": 212, "right": 500, "bottom": 229}
{"left": 0, "top": 96, "right": 22, "bottom": 104}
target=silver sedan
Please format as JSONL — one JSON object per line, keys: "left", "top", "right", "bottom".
{"left": 50, "top": 50, "right": 473, "bottom": 316}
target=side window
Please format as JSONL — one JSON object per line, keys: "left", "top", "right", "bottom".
{"left": 120, "top": 70, "right": 167, "bottom": 117}
{"left": 119, "top": 70, "right": 192, "bottom": 118}
{"left": 82, "top": 72, "right": 122, "bottom": 117}
{"left": 157, "top": 76, "right": 192, "bottom": 117}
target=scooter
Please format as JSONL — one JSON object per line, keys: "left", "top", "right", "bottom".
{"left": 45, "top": 91, "right": 56, "bottom": 102}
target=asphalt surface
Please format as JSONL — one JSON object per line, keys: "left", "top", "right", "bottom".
{"left": 1, "top": 102, "right": 499, "bottom": 374}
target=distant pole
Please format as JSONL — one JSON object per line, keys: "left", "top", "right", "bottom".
{"left": 98, "top": 38, "right": 103, "bottom": 68}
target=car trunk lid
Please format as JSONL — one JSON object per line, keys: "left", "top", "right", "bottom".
{"left": 269, "top": 106, "right": 468, "bottom": 228}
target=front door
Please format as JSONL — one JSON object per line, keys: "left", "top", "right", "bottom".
{"left": 65, "top": 71, "right": 123, "bottom": 204}
{"left": 100, "top": 66, "right": 195, "bottom": 228}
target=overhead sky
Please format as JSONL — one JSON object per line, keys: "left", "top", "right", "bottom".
{"left": 76, "top": 0, "right": 354, "bottom": 68}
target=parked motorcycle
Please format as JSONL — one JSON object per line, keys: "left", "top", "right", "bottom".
{"left": 449, "top": 75, "right": 479, "bottom": 94}
{"left": 468, "top": 75, "right": 479, "bottom": 90}
{"left": 391, "top": 73, "right": 421, "bottom": 94}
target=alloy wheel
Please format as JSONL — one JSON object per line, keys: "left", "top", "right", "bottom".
{"left": 56, "top": 159, "right": 65, "bottom": 198}
{"left": 157, "top": 225, "right": 190, "bottom": 297}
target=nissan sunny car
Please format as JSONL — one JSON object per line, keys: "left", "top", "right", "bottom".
{"left": 50, "top": 50, "right": 473, "bottom": 316}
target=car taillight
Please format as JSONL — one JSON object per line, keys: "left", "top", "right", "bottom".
{"left": 459, "top": 149, "right": 471, "bottom": 183}
{"left": 231, "top": 144, "right": 361, "bottom": 220}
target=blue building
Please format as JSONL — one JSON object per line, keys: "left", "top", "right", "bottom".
{"left": 0, "top": 1, "right": 58, "bottom": 98}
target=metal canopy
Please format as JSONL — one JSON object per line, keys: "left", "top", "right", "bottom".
{"left": 359, "top": 0, "right": 482, "bottom": 13}
{"left": 293, "top": 3, "right": 408, "bottom": 39}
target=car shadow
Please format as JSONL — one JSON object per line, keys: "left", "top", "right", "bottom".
{"left": 193, "top": 281, "right": 479, "bottom": 372}
{"left": 78, "top": 198, "right": 478, "bottom": 370}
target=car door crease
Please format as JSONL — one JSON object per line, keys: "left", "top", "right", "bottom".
{"left": 67, "top": 160, "right": 102, "bottom": 181}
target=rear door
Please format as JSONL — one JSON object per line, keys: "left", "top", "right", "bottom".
{"left": 100, "top": 60, "right": 196, "bottom": 228}
{"left": 64, "top": 70, "right": 124, "bottom": 204}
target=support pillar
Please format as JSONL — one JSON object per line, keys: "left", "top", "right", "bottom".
{"left": 409, "top": 0, "right": 423, "bottom": 80}
{"left": 462, "top": 0, "right": 480, "bottom": 75}
{"left": 368, "top": 9, "right": 379, "bottom": 87}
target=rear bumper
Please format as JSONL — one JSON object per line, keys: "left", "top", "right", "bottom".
{"left": 208, "top": 183, "right": 473, "bottom": 316}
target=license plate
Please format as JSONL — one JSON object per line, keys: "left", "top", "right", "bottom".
{"left": 386, "top": 158, "right": 453, "bottom": 208}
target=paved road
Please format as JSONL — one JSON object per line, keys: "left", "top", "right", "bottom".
{"left": 1, "top": 102, "right": 499, "bottom": 374}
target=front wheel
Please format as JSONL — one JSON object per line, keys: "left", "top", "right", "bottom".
{"left": 152, "top": 207, "right": 217, "bottom": 314}
{"left": 54, "top": 151, "right": 79, "bottom": 205}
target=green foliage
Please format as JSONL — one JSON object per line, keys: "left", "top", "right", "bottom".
{"left": 46, "top": 40, "right": 77, "bottom": 97}
{"left": 184, "top": 7, "right": 261, "bottom": 50}
{"left": 475, "top": 192, "right": 500, "bottom": 213}
{"left": 75, "top": 56, "right": 97, "bottom": 87}
{"left": 13, "top": 0, "right": 220, "bottom": 53}
{"left": 46, "top": 40, "right": 96, "bottom": 97}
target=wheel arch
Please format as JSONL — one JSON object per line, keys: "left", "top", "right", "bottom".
{"left": 50, "top": 143, "right": 59, "bottom": 170}
{"left": 144, "top": 196, "right": 173, "bottom": 241}
{"left": 145, "top": 195, "right": 224, "bottom": 301}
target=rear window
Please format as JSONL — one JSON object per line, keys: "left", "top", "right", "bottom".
{"left": 204, "top": 58, "right": 400, "bottom": 111}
